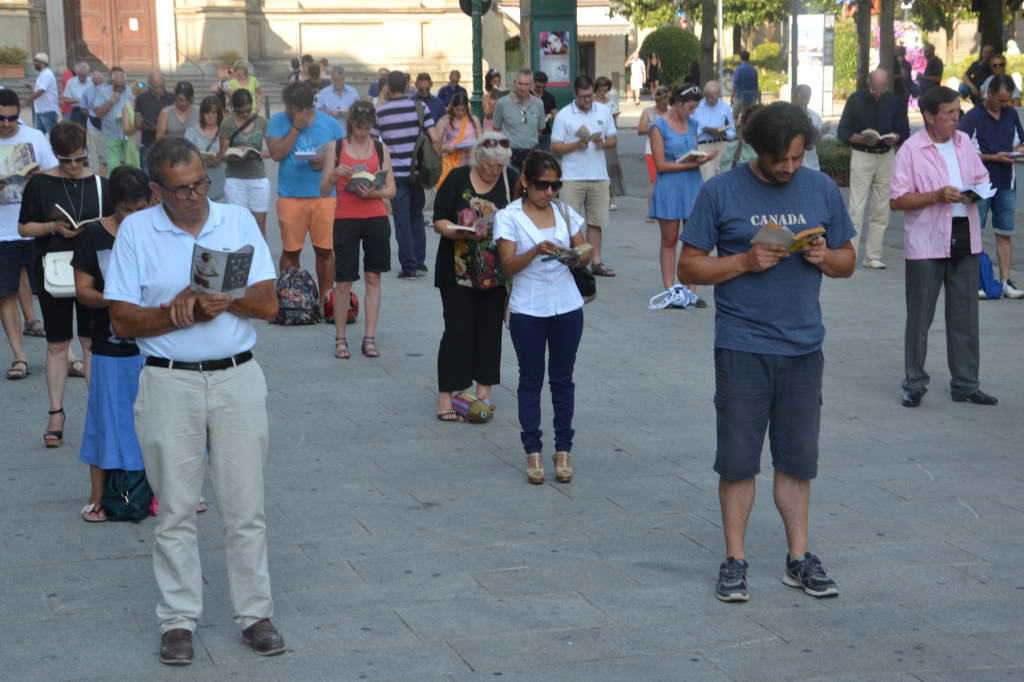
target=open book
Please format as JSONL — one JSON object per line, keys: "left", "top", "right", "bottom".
{"left": 750, "top": 222, "right": 827, "bottom": 252}
{"left": 294, "top": 141, "right": 332, "bottom": 161}
{"left": 344, "top": 167, "right": 389, "bottom": 193}
{"left": 491, "top": 88, "right": 510, "bottom": 99}
{"left": 702, "top": 125, "right": 730, "bottom": 137}
{"left": 50, "top": 204, "right": 103, "bottom": 231}
{"left": 961, "top": 182, "right": 996, "bottom": 203}
{"left": 676, "top": 150, "right": 709, "bottom": 163}
{"left": 575, "top": 125, "right": 603, "bottom": 144}
{"left": 449, "top": 212, "right": 496, "bottom": 235}
{"left": 190, "top": 244, "right": 254, "bottom": 299}
{"left": 0, "top": 161, "right": 39, "bottom": 186}
{"left": 223, "top": 146, "right": 262, "bottom": 161}
{"left": 861, "top": 128, "right": 898, "bottom": 142}
{"left": 540, "top": 242, "right": 594, "bottom": 263}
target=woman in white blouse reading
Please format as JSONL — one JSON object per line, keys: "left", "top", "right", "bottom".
{"left": 494, "top": 150, "right": 591, "bottom": 485}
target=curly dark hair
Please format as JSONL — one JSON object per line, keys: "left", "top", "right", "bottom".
{"left": 742, "top": 101, "right": 817, "bottom": 156}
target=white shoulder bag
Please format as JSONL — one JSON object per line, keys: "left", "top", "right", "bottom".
{"left": 43, "top": 175, "right": 102, "bottom": 299}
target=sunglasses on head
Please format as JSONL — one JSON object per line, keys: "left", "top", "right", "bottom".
{"left": 481, "top": 138, "right": 511, "bottom": 148}
{"left": 58, "top": 154, "right": 88, "bottom": 164}
{"left": 678, "top": 85, "right": 700, "bottom": 97}
{"left": 532, "top": 180, "right": 563, "bottom": 192}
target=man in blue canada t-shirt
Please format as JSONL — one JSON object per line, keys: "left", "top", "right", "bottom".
{"left": 267, "top": 80, "right": 344, "bottom": 316}
{"left": 679, "top": 102, "right": 856, "bottom": 604}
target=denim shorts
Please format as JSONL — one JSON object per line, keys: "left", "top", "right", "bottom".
{"left": 978, "top": 187, "right": 1015, "bottom": 236}
{"left": 713, "top": 347, "right": 823, "bottom": 482}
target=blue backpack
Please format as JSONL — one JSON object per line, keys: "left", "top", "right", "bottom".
{"left": 978, "top": 252, "right": 1002, "bottom": 300}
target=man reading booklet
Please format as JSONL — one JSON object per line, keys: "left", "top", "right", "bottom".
{"left": 750, "top": 222, "right": 828, "bottom": 252}
{"left": 860, "top": 128, "right": 898, "bottom": 142}
{"left": 574, "top": 125, "right": 603, "bottom": 144}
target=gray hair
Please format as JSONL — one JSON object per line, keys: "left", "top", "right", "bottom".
{"left": 147, "top": 137, "right": 201, "bottom": 186}
{"left": 331, "top": 65, "right": 346, "bottom": 76}
{"left": 515, "top": 68, "right": 534, "bottom": 80}
{"left": 75, "top": 62, "right": 90, "bottom": 73}
{"left": 472, "top": 131, "right": 512, "bottom": 166}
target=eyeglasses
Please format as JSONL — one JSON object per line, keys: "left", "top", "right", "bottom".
{"left": 481, "top": 138, "right": 511, "bottom": 148}
{"left": 159, "top": 176, "right": 212, "bottom": 200}
{"left": 235, "top": 108, "right": 253, "bottom": 114}
{"left": 992, "top": 62, "right": 1007, "bottom": 67}
{"left": 57, "top": 154, "right": 88, "bottom": 164}
{"left": 576, "top": 93, "right": 595, "bottom": 100}
{"left": 532, "top": 180, "right": 563, "bottom": 192}
{"left": 0, "top": 114, "right": 18, "bottom": 122}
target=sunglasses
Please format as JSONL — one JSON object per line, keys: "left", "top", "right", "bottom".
{"left": 532, "top": 180, "right": 563, "bottom": 192}
{"left": 0, "top": 114, "right": 19, "bottom": 122}
{"left": 58, "top": 154, "right": 88, "bottom": 164}
{"left": 481, "top": 138, "right": 511, "bottom": 149}
{"left": 992, "top": 62, "right": 1007, "bottom": 67}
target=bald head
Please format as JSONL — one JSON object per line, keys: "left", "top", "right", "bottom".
{"left": 703, "top": 80, "right": 721, "bottom": 104}
{"left": 793, "top": 84, "right": 812, "bottom": 107}
{"left": 149, "top": 70, "right": 166, "bottom": 93}
{"left": 867, "top": 69, "right": 888, "bottom": 100}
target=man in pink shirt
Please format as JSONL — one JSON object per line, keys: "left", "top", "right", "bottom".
{"left": 890, "top": 86, "right": 998, "bottom": 408}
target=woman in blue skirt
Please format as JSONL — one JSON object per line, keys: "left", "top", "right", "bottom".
{"left": 72, "top": 167, "right": 153, "bottom": 522}
{"left": 649, "top": 84, "right": 719, "bottom": 308}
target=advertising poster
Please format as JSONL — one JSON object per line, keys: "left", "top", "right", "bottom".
{"left": 539, "top": 30, "right": 571, "bottom": 86}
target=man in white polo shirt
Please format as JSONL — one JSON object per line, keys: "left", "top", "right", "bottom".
{"left": 551, "top": 75, "right": 618, "bottom": 276}
{"left": 104, "top": 137, "right": 284, "bottom": 666}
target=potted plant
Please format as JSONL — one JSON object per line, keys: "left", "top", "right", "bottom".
{"left": 0, "top": 46, "right": 28, "bottom": 79}
{"left": 214, "top": 50, "right": 241, "bottom": 80}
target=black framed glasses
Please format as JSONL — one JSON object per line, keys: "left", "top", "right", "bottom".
{"left": 481, "top": 138, "right": 511, "bottom": 149}
{"left": 159, "top": 175, "right": 212, "bottom": 200}
{"left": 57, "top": 154, "right": 88, "bottom": 164}
{"left": 533, "top": 180, "right": 563, "bottom": 192}
{"left": 0, "top": 114, "right": 19, "bottom": 122}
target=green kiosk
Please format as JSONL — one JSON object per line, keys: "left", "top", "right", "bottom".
{"left": 521, "top": 0, "right": 577, "bottom": 108}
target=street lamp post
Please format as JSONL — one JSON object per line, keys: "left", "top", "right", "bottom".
{"left": 471, "top": 0, "right": 484, "bottom": 120}
{"left": 716, "top": 0, "right": 723, "bottom": 81}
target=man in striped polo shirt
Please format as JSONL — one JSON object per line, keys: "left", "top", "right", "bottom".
{"left": 373, "top": 71, "right": 441, "bottom": 279}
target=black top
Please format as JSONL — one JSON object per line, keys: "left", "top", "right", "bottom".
{"left": 135, "top": 89, "right": 176, "bottom": 146}
{"left": 70, "top": 221, "right": 139, "bottom": 356}
{"left": 539, "top": 90, "right": 557, "bottom": 136}
{"left": 894, "top": 57, "right": 912, "bottom": 100}
{"left": 964, "top": 58, "right": 992, "bottom": 90}
{"left": 921, "top": 56, "right": 944, "bottom": 93}
{"left": 19, "top": 173, "right": 111, "bottom": 254}
{"left": 432, "top": 164, "right": 517, "bottom": 288}
{"left": 836, "top": 90, "right": 903, "bottom": 152}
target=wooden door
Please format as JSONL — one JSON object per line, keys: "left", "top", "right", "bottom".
{"left": 65, "top": 0, "right": 114, "bottom": 70}
{"left": 64, "top": 0, "right": 157, "bottom": 72}
{"left": 112, "top": 0, "right": 157, "bottom": 71}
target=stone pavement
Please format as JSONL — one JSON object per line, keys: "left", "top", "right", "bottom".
{"left": 1, "top": 127, "right": 1022, "bottom": 682}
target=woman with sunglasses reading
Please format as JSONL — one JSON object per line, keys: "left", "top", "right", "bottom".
{"left": 18, "top": 122, "right": 111, "bottom": 447}
{"left": 432, "top": 131, "right": 515, "bottom": 421}
{"left": 494, "top": 151, "right": 590, "bottom": 484}
{"left": 220, "top": 89, "right": 271, "bottom": 238}
{"left": 649, "top": 84, "right": 715, "bottom": 308}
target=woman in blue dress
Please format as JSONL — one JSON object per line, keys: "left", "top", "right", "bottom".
{"left": 649, "top": 84, "right": 719, "bottom": 308}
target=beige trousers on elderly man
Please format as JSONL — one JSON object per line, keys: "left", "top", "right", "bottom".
{"left": 134, "top": 359, "right": 273, "bottom": 633}
{"left": 847, "top": 148, "right": 895, "bottom": 263}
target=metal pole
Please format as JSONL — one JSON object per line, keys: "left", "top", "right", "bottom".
{"left": 471, "top": 0, "right": 484, "bottom": 120}
{"left": 716, "top": 0, "right": 724, "bottom": 81}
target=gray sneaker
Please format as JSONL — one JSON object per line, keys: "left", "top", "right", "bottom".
{"left": 716, "top": 557, "right": 750, "bottom": 602}
{"left": 782, "top": 552, "right": 839, "bottom": 598}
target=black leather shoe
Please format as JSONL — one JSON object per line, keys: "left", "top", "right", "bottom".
{"left": 952, "top": 390, "right": 998, "bottom": 406}
{"left": 902, "top": 388, "right": 926, "bottom": 407}
{"left": 159, "top": 628, "right": 193, "bottom": 665}
{"left": 242, "top": 618, "right": 286, "bottom": 656}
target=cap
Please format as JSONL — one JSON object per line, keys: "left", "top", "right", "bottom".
{"left": 34, "top": 52, "right": 49, "bottom": 64}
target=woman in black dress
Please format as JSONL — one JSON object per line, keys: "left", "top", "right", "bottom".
{"left": 18, "top": 122, "right": 110, "bottom": 447}
{"left": 648, "top": 52, "right": 663, "bottom": 93}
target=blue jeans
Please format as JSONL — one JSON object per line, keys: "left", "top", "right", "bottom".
{"left": 392, "top": 177, "right": 426, "bottom": 274}
{"left": 508, "top": 309, "right": 584, "bottom": 454}
{"left": 977, "top": 186, "right": 1016, "bottom": 236}
{"left": 34, "top": 110, "right": 59, "bottom": 135}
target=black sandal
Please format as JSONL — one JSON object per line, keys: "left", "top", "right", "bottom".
{"left": 361, "top": 336, "right": 380, "bottom": 358}
{"left": 44, "top": 407, "right": 64, "bottom": 448}
{"left": 436, "top": 408, "right": 459, "bottom": 422}
{"left": 6, "top": 359, "right": 29, "bottom": 380}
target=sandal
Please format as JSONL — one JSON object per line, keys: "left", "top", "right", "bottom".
{"left": 591, "top": 262, "right": 616, "bottom": 277}
{"left": 81, "top": 503, "right": 107, "bottom": 523}
{"left": 436, "top": 408, "right": 459, "bottom": 422}
{"left": 526, "top": 453, "right": 545, "bottom": 485}
{"left": 44, "top": 407, "right": 65, "bottom": 448}
{"left": 334, "top": 337, "right": 350, "bottom": 359}
{"left": 6, "top": 359, "right": 29, "bottom": 380}
{"left": 68, "top": 359, "right": 85, "bottom": 377}
{"left": 553, "top": 451, "right": 573, "bottom": 483}
{"left": 23, "top": 319, "right": 45, "bottom": 337}
{"left": 361, "top": 336, "right": 380, "bottom": 358}
{"left": 197, "top": 496, "right": 208, "bottom": 513}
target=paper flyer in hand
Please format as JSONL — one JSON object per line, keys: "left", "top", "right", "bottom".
{"left": 190, "top": 244, "right": 254, "bottom": 298}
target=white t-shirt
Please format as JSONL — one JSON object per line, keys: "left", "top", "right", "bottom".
{"left": 0, "top": 124, "right": 59, "bottom": 241}
{"left": 551, "top": 100, "right": 617, "bottom": 181}
{"left": 34, "top": 67, "right": 59, "bottom": 114}
{"left": 803, "top": 108, "right": 823, "bottom": 171}
{"left": 935, "top": 139, "right": 969, "bottom": 218}
{"left": 104, "top": 201, "right": 277, "bottom": 361}
{"left": 62, "top": 76, "right": 89, "bottom": 105}
{"left": 493, "top": 198, "right": 585, "bottom": 317}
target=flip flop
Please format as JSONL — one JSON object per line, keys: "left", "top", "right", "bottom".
{"left": 6, "top": 359, "right": 29, "bottom": 380}
{"left": 436, "top": 408, "right": 460, "bottom": 422}
{"left": 23, "top": 319, "right": 45, "bottom": 337}
{"left": 81, "top": 503, "right": 107, "bottom": 523}
{"left": 591, "top": 262, "right": 616, "bottom": 277}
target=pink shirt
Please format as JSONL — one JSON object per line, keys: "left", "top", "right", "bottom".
{"left": 890, "top": 128, "right": 989, "bottom": 260}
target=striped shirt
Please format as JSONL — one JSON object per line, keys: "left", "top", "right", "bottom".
{"left": 372, "top": 96, "right": 435, "bottom": 178}
{"left": 93, "top": 84, "right": 132, "bottom": 140}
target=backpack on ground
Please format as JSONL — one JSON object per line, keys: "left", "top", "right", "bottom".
{"left": 101, "top": 470, "right": 153, "bottom": 522}
{"left": 979, "top": 251, "right": 1002, "bottom": 300}
{"left": 323, "top": 287, "right": 360, "bottom": 324}
{"left": 412, "top": 100, "right": 442, "bottom": 189}
{"left": 275, "top": 266, "right": 322, "bottom": 325}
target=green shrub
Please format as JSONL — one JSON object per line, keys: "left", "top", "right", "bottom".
{"left": 0, "top": 46, "right": 28, "bottom": 64}
{"left": 833, "top": 19, "right": 857, "bottom": 99}
{"left": 639, "top": 26, "right": 701, "bottom": 86}
{"left": 816, "top": 139, "right": 850, "bottom": 187}
{"left": 751, "top": 42, "right": 785, "bottom": 71}
{"left": 758, "top": 68, "right": 787, "bottom": 95}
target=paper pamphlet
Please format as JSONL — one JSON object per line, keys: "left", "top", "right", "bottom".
{"left": 190, "top": 243, "right": 254, "bottom": 298}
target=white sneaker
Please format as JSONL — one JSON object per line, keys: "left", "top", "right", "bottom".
{"left": 979, "top": 289, "right": 990, "bottom": 300}
{"left": 863, "top": 259, "right": 887, "bottom": 269}
{"left": 1004, "top": 279, "right": 1024, "bottom": 299}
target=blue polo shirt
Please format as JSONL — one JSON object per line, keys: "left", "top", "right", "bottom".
{"left": 958, "top": 104, "right": 1024, "bottom": 190}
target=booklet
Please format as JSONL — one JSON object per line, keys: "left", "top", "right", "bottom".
{"left": 574, "top": 125, "right": 603, "bottom": 144}
{"left": 294, "top": 141, "right": 332, "bottom": 161}
{"left": 223, "top": 146, "right": 262, "bottom": 161}
{"left": 702, "top": 125, "right": 730, "bottom": 137}
{"left": 449, "top": 212, "right": 497, "bottom": 235}
{"left": 344, "top": 168, "right": 389, "bottom": 193}
{"left": 0, "top": 161, "right": 39, "bottom": 186}
{"left": 861, "top": 128, "right": 898, "bottom": 142}
{"left": 540, "top": 242, "right": 594, "bottom": 263}
{"left": 750, "top": 222, "right": 827, "bottom": 252}
{"left": 676, "top": 150, "right": 709, "bottom": 163}
{"left": 961, "top": 182, "right": 996, "bottom": 203}
{"left": 190, "top": 244, "right": 254, "bottom": 298}
{"left": 49, "top": 204, "right": 103, "bottom": 231}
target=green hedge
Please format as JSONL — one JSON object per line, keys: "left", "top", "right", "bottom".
{"left": 833, "top": 19, "right": 857, "bottom": 99}
{"left": 816, "top": 139, "right": 850, "bottom": 187}
{"left": 751, "top": 42, "right": 785, "bottom": 71}
{"left": 639, "top": 26, "right": 701, "bottom": 86}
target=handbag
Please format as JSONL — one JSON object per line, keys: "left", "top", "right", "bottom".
{"left": 42, "top": 175, "right": 103, "bottom": 298}
{"left": 101, "top": 469, "right": 154, "bottom": 522}
{"left": 554, "top": 201, "right": 596, "bottom": 303}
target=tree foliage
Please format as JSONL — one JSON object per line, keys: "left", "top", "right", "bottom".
{"left": 609, "top": 0, "right": 677, "bottom": 29}
{"left": 640, "top": 25, "right": 702, "bottom": 85}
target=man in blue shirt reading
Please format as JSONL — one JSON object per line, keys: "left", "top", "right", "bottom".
{"left": 679, "top": 102, "right": 856, "bottom": 604}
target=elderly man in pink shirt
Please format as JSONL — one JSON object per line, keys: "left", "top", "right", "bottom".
{"left": 890, "top": 85, "right": 998, "bottom": 409}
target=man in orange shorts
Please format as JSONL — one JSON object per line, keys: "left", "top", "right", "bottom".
{"left": 267, "top": 81, "right": 344, "bottom": 315}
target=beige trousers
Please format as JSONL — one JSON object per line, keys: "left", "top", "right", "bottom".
{"left": 847, "top": 148, "right": 895, "bottom": 262}
{"left": 698, "top": 141, "right": 729, "bottom": 182}
{"left": 134, "top": 358, "right": 272, "bottom": 633}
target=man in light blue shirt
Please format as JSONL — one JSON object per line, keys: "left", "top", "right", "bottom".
{"left": 316, "top": 65, "right": 360, "bottom": 135}
{"left": 693, "top": 80, "right": 736, "bottom": 182}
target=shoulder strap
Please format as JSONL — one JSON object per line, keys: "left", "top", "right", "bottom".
{"left": 375, "top": 139, "right": 384, "bottom": 167}
{"left": 414, "top": 99, "right": 426, "bottom": 131}
{"left": 94, "top": 175, "right": 103, "bottom": 216}
{"left": 502, "top": 168, "right": 510, "bottom": 204}
{"left": 731, "top": 141, "right": 744, "bottom": 169}
{"left": 228, "top": 114, "right": 258, "bottom": 148}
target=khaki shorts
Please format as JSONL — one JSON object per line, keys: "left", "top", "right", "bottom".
{"left": 560, "top": 180, "right": 610, "bottom": 228}
{"left": 276, "top": 196, "right": 336, "bottom": 252}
